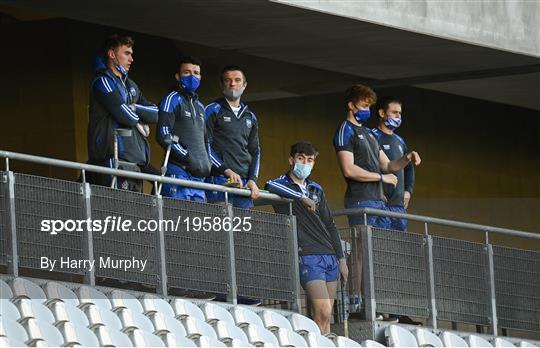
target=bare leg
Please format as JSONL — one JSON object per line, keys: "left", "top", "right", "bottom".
{"left": 305, "top": 280, "right": 334, "bottom": 334}
{"left": 325, "top": 281, "right": 338, "bottom": 333}
{"left": 348, "top": 225, "right": 364, "bottom": 299}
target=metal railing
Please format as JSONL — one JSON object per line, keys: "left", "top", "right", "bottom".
{"left": 333, "top": 207, "right": 540, "bottom": 334}
{"left": 0, "top": 150, "right": 301, "bottom": 310}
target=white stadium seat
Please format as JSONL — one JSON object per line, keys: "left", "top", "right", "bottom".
{"left": 243, "top": 323, "right": 280, "bottom": 346}
{"left": 140, "top": 293, "right": 175, "bottom": 318}
{"left": 289, "top": 313, "right": 321, "bottom": 335}
{"left": 50, "top": 301, "right": 89, "bottom": 327}
{"left": 171, "top": 298, "right": 206, "bottom": 322}
{"left": 23, "top": 318, "right": 64, "bottom": 346}
{"left": 493, "top": 338, "right": 516, "bottom": 348}
{"left": 214, "top": 319, "right": 250, "bottom": 344}
{"left": 77, "top": 285, "right": 112, "bottom": 310}
{"left": 57, "top": 321, "right": 100, "bottom": 346}
{"left": 161, "top": 332, "right": 197, "bottom": 347}
{"left": 200, "top": 302, "right": 235, "bottom": 324}
{"left": 259, "top": 310, "right": 294, "bottom": 332}
{"left": 130, "top": 328, "right": 165, "bottom": 347}
{"left": 333, "top": 336, "right": 362, "bottom": 347}
{"left": 181, "top": 316, "right": 218, "bottom": 340}
{"left": 440, "top": 331, "right": 469, "bottom": 347}
{"left": 0, "top": 317, "right": 29, "bottom": 343}
{"left": 467, "top": 334, "right": 493, "bottom": 347}
{"left": 304, "top": 332, "right": 336, "bottom": 347}
{"left": 275, "top": 327, "right": 310, "bottom": 347}
{"left": 198, "top": 335, "right": 228, "bottom": 347}
{"left": 42, "top": 281, "right": 80, "bottom": 307}
{"left": 151, "top": 312, "right": 187, "bottom": 337}
{"left": 414, "top": 328, "right": 444, "bottom": 347}
{"left": 0, "top": 299, "right": 20, "bottom": 320}
{"left": 116, "top": 307, "right": 155, "bottom": 333}
{"left": 17, "top": 298, "right": 55, "bottom": 325}
{"left": 230, "top": 306, "right": 265, "bottom": 328}
{"left": 362, "top": 340, "right": 386, "bottom": 347}
{"left": 10, "top": 278, "right": 46, "bottom": 303}
{"left": 385, "top": 325, "right": 418, "bottom": 347}
{"left": 109, "top": 289, "right": 144, "bottom": 314}
{"left": 0, "top": 279, "right": 13, "bottom": 299}
{"left": 94, "top": 326, "right": 134, "bottom": 347}
{"left": 85, "top": 304, "right": 123, "bottom": 331}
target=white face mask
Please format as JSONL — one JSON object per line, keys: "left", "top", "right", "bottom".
{"left": 223, "top": 86, "right": 245, "bottom": 101}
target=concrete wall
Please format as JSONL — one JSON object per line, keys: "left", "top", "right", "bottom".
{"left": 273, "top": 0, "right": 540, "bottom": 57}
{"left": 1, "top": 19, "right": 539, "bottom": 249}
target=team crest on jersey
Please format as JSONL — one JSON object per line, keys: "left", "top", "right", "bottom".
{"left": 358, "top": 134, "right": 364, "bottom": 140}
{"left": 184, "top": 110, "right": 192, "bottom": 117}
{"left": 383, "top": 144, "right": 390, "bottom": 150}
{"left": 130, "top": 87, "right": 136, "bottom": 97}
{"left": 246, "top": 119, "right": 252, "bottom": 128}
{"left": 224, "top": 116, "right": 231, "bottom": 122}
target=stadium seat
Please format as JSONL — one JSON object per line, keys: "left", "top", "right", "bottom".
{"left": 289, "top": 313, "right": 321, "bottom": 335}
{"left": 77, "top": 285, "right": 112, "bottom": 310}
{"left": 85, "top": 304, "right": 123, "bottom": 331}
{"left": 519, "top": 342, "right": 537, "bottom": 347}
{"left": 94, "top": 326, "right": 133, "bottom": 347}
{"left": 493, "top": 338, "right": 516, "bottom": 348}
{"left": 333, "top": 336, "right": 362, "bottom": 347}
{"left": 116, "top": 307, "right": 155, "bottom": 333}
{"left": 275, "top": 327, "right": 310, "bottom": 347}
{"left": 50, "top": 301, "right": 89, "bottom": 327}
{"left": 171, "top": 298, "right": 206, "bottom": 322}
{"left": 57, "top": 321, "right": 100, "bottom": 346}
{"left": 42, "top": 281, "right": 80, "bottom": 307}
{"left": 109, "top": 289, "right": 144, "bottom": 314}
{"left": 214, "top": 320, "right": 250, "bottom": 344}
{"left": 181, "top": 316, "right": 218, "bottom": 340}
{"left": 1, "top": 335, "right": 27, "bottom": 348}
{"left": 304, "top": 332, "right": 336, "bottom": 347}
{"left": 130, "top": 328, "right": 165, "bottom": 347}
{"left": 259, "top": 310, "right": 294, "bottom": 332}
{"left": 467, "top": 335, "right": 493, "bottom": 347}
{"left": 0, "top": 279, "right": 13, "bottom": 299}
{"left": 230, "top": 306, "right": 265, "bottom": 328}
{"left": 140, "top": 293, "right": 175, "bottom": 318}
{"left": 414, "top": 328, "right": 444, "bottom": 347}
{"left": 200, "top": 302, "right": 236, "bottom": 324}
{"left": 243, "top": 323, "right": 280, "bottom": 346}
{"left": 10, "top": 278, "right": 46, "bottom": 303}
{"left": 198, "top": 335, "right": 228, "bottom": 347}
{"left": 0, "top": 317, "right": 29, "bottom": 343}
{"left": 385, "top": 325, "right": 418, "bottom": 347}
{"left": 161, "top": 332, "right": 197, "bottom": 347}
{"left": 151, "top": 312, "right": 187, "bottom": 337}
{"left": 361, "top": 339, "right": 386, "bottom": 347}
{"left": 0, "top": 299, "right": 20, "bottom": 320}
{"left": 17, "top": 298, "right": 55, "bottom": 325}
{"left": 440, "top": 332, "right": 469, "bottom": 347}
{"left": 23, "top": 317, "right": 64, "bottom": 346}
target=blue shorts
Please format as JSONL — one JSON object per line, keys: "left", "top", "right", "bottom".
{"left": 299, "top": 254, "right": 339, "bottom": 287}
{"left": 386, "top": 205, "right": 408, "bottom": 232}
{"left": 206, "top": 175, "right": 254, "bottom": 209}
{"left": 162, "top": 164, "right": 205, "bottom": 202}
{"left": 345, "top": 199, "right": 391, "bottom": 229}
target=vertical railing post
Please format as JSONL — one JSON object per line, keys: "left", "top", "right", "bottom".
{"left": 486, "top": 241, "right": 498, "bottom": 335}
{"left": 288, "top": 212, "right": 302, "bottom": 312}
{"left": 424, "top": 232, "right": 438, "bottom": 329}
{"left": 155, "top": 196, "right": 168, "bottom": 296}
{"left": 361, "top": 225, "right": 376, "bottom": 321}
{"left": 81, "top": 182, "right": 95, "bottom": 286}
{"left": 224, "top": 203, "right": 238, "bottom": 304}
{"left": 4, "top": 171, "right": 18, "bottom": 277}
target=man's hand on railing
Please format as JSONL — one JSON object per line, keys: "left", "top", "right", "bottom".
{"left": 339, "top": 257, "right": 348, "bottom": 284}
{"left": 300, "top": 196, "right": 316, "bottom": 212}
{"left": 406, "top": 151, "right": 421, "bottom": 166}
{"left": 224, "top": 169, "right": 242, "bottom": 186}
{"left": 246, "top": 180, "right": 260, "bottom": 200}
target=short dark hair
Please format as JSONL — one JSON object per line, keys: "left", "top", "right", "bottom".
{"left": 376, "top": 96, "right": 402, "bottom": 114}
{"left": 104, "top": 34, "right": 134, "bottom": 53}
{"left": 177, "top": 55, "right": 202, "bottom": 71}
{"left": 290, "top": 142, "right": 319, "bottom": 157}
{"left": 345, "top": 84, "right": 377, "bottom": 105}
{"left": 220, "top": 65, "right": 247, "bottom": 83}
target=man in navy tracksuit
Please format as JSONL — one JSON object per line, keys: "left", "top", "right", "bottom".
{"left": 87, "top": 34, "right": 158, "bottom": 191}
{"left": 156, "top": 56, "right": 216, "bottom": 201}
{"left": 371, "top": 96, "right": 415, "bottom": 231}
{"left": 266, "top": 142, "right": 348, "bottom": 334}
{"left": 205, "top": 65, "right": 261, "bottom": 208}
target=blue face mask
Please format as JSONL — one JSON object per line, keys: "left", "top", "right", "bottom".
{"left": 115, "top": 63, "right": 128, "bottom": 77}
{"left": 180, "top": 75, "right": 200, "bottom": 93}
{"left": 354, "top": 109, "right": 371, "bottom": 124}
{"left": 292, "top": 162, "right": 313, "bottom": 180}
{"left": 384, "top": 116, "right": 402, "bottom": 130}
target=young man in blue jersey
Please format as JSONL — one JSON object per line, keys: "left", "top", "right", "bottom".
{"left": 371, "top": 96, "right": 415, "bottom": 231}
{"left": 266, "top": 142, "right": 348, "bottom": 334}
{"left": 333, "top": 84, "right": 421, "bottom": 318}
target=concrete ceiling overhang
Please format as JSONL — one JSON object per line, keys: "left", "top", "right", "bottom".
{"left": 2, "top": 0, "right": 539, "bottom": 110}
